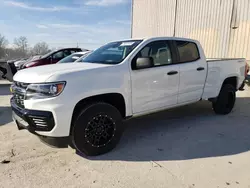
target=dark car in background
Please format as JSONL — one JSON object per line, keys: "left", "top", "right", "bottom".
{"left": 21, "top": 48, "right": 85, "bottom": 69}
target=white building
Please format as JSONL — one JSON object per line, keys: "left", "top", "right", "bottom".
{"left": 131, "top": 0, "right": 250, "bottom": 62}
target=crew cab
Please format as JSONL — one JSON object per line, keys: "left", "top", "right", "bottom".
{"left": 21, "top": 48, "right": 84, "bottom": 68}
{"left": 10, "top": 37, "right": 246, "bottom": 156}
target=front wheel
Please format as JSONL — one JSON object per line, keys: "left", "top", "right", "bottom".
{"left": 212, "top": 84, "right": 236, "bottom": 115}
{"left": 71, "top": 102, "right": 124, "bottom": 156}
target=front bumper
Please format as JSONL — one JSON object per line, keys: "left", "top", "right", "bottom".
{"left": 11, "top": 98, "right": 69, "bottom": 148}
{"left": 11, "top": 98, "right": 55, "bottom": 131}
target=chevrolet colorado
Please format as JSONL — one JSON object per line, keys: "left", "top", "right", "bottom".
{"left": 10, "top": 37, "right": 246, "bottom": 156}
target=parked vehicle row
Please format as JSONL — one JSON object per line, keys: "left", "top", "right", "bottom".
{"left": 10, "top": 37, "right": 247, "bottom": 156}
{"left": 21, "top": 48, "right": 84, "bottom": 68}
{"left": 0, "top": 47, "right": 91, "bottom": 81}
{"left": 15, "top": 56, "right": 41, "bottom": 70}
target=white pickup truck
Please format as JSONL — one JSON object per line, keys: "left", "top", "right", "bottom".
{"left": 10, "top": 37, "right": 247, "bottom": 156}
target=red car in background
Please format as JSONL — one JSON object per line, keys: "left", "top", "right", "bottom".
{"left": 21, "top": 48, "right": 84, "bottom": 69}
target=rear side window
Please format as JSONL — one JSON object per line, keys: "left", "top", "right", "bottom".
{"left": 70, "top": 49, "right": 80, "bottom": 53}
{"left": 176, "top": 41, "right": 200, "bottom": 63}
{"left": 63, "top": 50, "right": 72, "bottom": 57}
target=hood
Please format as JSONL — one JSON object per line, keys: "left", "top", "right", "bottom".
{"left": 13, "top": 63, "right": 110, "bottom": 83}
{"left": 22, "top": 59, "right": 40, "bottom": 67}
{"left": 14, "top": 60, "right": 26, "bottom": 66}
{"left": 32, "top": 55, "right": 42, "bottom": 60}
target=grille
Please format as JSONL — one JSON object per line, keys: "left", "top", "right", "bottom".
{"left": 29, "top": 116, "right": 48, "bottom": 127}
{"left": 13, "top": 82, "right": 29, "bottom": 108}
{"left": 13, "top": 92, "right": 25, "bottom": 108}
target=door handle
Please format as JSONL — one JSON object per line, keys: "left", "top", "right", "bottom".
{"left": 197, "top": 67, "right": 205, "bottom": 71}
{"left": 167, "top": 71, "right": 178, "bottom": 75}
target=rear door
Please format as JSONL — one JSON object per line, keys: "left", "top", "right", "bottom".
{"left": 174, "top": 40, "right": 207, "bottom": 104}
{"left": 131, "top": 40, "right": 180, "bottom": 114}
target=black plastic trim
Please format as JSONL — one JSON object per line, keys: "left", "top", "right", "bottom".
{"left": 15, "top": 120, "right": 68, "bottom": 148}
{"left": 11, "top": 98, "right": 55, "bottom": 132}
{"left": 197, "top": 67, "right": 205, "bottom": 71}
{"left": 167, "top": 71, "right": 178, "bottom": 75}
{"left": 39, "top": 136, "right": 69, "bottom": 148}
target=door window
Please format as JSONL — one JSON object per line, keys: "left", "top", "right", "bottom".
{"left": 176, "top": 41, "right": 200, "bottom": 63}
{"left": 134, "top": 40, "right": 172, "bottom": 68}
{"left": 70, "top": 50, "right": 78, "bottom": 54}
{"left": 63, "top": 50, "right": 71, "bottom": 57}
{"left": 52, "top": 51, "right": 64, "bottom": 60}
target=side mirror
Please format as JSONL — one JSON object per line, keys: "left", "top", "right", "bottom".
{"left": 136, "top": 57, "right": 154, "bottom": 69}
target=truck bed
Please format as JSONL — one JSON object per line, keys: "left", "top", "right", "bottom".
{"left": 202, "top": 58, "right": 246, "bottom": 99}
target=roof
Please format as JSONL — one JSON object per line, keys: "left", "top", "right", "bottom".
{"left": 72, "top": 51, "right": 91, "bottom": 55}
{"left": 109, "top": 36, "right": 198, "bottom": 43}
{"left": 56, "top": 47, "right": 83, "bottom": 50}
{"left": 143, "top": 36, "right": 198, "bottom": 42}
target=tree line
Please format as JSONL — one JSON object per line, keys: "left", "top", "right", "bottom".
{"left": 0, "top": 33, "right": 51, "bottom": 60}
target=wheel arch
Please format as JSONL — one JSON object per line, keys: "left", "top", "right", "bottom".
{"left": 221, "top": 76, "right": 237, "bottom": 90}
{"left": 70, "top": 93, "right": 126, "bottom": 128}
{"left": 208, "top": 76, "right": 237, "bottom": 102}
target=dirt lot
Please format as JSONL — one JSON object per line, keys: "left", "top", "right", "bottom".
{"left": 0, "top": 80, "right": 250, "bottom": 188}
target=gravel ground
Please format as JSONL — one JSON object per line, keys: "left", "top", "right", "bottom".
{"left": 0, "top": 80, "right": 250, "bottom": 188}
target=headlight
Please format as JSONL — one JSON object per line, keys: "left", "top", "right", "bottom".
{"left": 26, "top": 82, "right": 66, "bottom": 100}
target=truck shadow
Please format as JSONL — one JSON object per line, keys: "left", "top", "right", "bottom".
{"left": 83, "top": 95, "right": 250, "bottom": 161}
{"left": 0, "top": 83, "right": 11, "bottom": 96}
{"left": 0, "top": 82, "right": 12, "bottom": 126}
{"left": 0, "top": 107, "right": 12, "bottom": 126}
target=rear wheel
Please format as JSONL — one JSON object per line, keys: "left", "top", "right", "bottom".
{"left": 212, "top": 84, "right": 236, "bottom": 115}
{"left": 71, "top": 102, "right": 123, "bottom": 156}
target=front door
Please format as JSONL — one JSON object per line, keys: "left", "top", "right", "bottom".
{"left": 131, "top": 40, "right": 180, "bottom": 114}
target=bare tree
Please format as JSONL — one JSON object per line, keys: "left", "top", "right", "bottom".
{"left": 0, "top": 34, "right": 8, "bottom": 58}
{"left": 32, "top": 42, "right": 50, "bottom": 55}
{"left": 14, "top": 36, "right": 28, "bottom": 56}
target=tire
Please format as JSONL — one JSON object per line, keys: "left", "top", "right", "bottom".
{"left": 212, "top": 84, "right": 236, "bottom": 115}
{"left": 71, "top": 102, "right": 123, "bottom": 156}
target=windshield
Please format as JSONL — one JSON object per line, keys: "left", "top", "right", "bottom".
{"left": 41, "top": 50, "right": 56, "bottom": 58}
{"left": 57, "top": 53, "right": 85, "bottom": 63}
{"left": 75, "top": 52, "right": 92, "bottom": 62}
{"left": 32, "top": 55, "right": 41, "bottom": 60}
{"left": 82, "top": 40, "right": 142, "bottom": 64}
